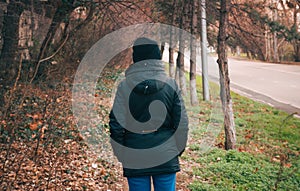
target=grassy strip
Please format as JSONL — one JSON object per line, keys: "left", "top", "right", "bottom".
{"left": 180, "top": 73, "right": 300, "bottom": 190}
{"left": 189, "top": 149, "right": 299, "bottom": 191}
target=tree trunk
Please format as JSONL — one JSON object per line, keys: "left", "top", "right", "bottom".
{"left": 160, "top": 42, "right": 165, "bottom": 56}
{"left": 0, "top": 1, "right": 25, "bottom": 85}
{"left": 200, "top": 0, "right": 210, "bottom": 101}
{"left": 31, "top": 2, "right": 74, "bottom": 81}
{"left": 189, "top": 0, "right": 198, "bottom": 106}
{"left": 190, "top": 47, "right": 198, "bottom": 105}
{"left": 217, "top": 0, "right": 236, "bottom": 150}
{"left": 273, "top": 32, "right": 279, "bottom": 62}
{"left": 265, "top": 29, "right": 270, "bottom": 62}
{"left": 169, "top": 47, "right": 175, "bottom": 78}
{"left": 176, "top": 39, "right": 187, "bottom": 96}
{"left": 295, "top": 42, "right": 300, "bottom": 62}
{"left": 176, "top": 0, "right": 187, "bottom": 96}
{"left": 293, "top": 7, "right": 300, "bottom": 62}
{"left": 273, "top": 0, "right": 279, "bottom": 62}
{"left": 169, "top": 0, "right": 177, "bottom": 78}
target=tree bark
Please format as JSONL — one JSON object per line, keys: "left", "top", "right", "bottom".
{"left": 31, "top": 1, "right": 74, "bottom": 81}
{"left": 295, "top": 42, "right": 300, "bottom": 62}
{"left": 176, "top": 0, "right": 187, "bottom": 96}
{"left": 169, "top": 0, "right": 177, "bottom": 78}
{"left": 293, "top": 7, "right": 300, "bottom": 62}
{"left": 0, "top": 1, "right": 25, "bottom": 85}
{"left": 189, "top": 0, "right": 198, "bottom": 106}
{"left": 200, "top": 0, "right": 210, "bottom": 101}
{"left": 160, "top": 42, "right": 165, "bottom": 56}
{"left": 217, "top": 0, "right": 236, "bottom": 150}
{"left": 176, "top": 38, "right": 187, "bottom": 95}
{"left": 273, "top": 0, "right": 279, "bottom": 62}
{"left": 169, "top": 47, "right": 175, "bottom": 78}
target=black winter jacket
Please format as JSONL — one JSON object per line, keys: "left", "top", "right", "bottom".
{"left": 109, "top": 60, "right": 188, "bottom": 177}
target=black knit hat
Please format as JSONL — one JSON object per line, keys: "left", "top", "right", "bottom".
{"left": 132, "top": 37, "right": 162, "bottom": 63}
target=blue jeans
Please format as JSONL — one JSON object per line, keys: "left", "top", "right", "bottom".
{"left": 127, "top": 173, "right": 176, "bottom": 191}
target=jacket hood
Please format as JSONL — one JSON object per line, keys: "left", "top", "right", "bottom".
{"left": 132, "top": 37, "right": 162, "bottom": 63}
{"left": 125, "top": 60, "right": 167, "bottom": 95}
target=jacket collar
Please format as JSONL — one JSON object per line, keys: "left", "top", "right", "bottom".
{"left": 125, "top": 60, "right": 165, "bottom": 77}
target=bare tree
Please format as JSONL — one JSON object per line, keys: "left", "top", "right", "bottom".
{"left": 31, "top": 0, "right": 76, "bottom": 82}
{"left": 169, "top": 0, "right": 177, "bottom": 78}
{"left": 217, "top": 0, "right": 236, "bottom": 150}
{"left": 272, "top": 0, "right": 280, "bottom": 62}
{"left": 176, "top": 0, "right": 188, "bottom": 96}
{"left": 282, "top": 0, "right": 300, "bottom": 61}
{"left": 189, "top": 0, "right": 199, "bottom": 106}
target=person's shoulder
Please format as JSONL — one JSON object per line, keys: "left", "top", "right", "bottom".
{"left": 117, "top": 79, "right": 127, "bottom": 88}
{"left": 164, "top": 76, "right": 177, "bottom": 85}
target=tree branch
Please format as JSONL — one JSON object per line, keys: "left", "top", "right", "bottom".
{"left": 29, "top": 33, "right": 69, "bottom": 83}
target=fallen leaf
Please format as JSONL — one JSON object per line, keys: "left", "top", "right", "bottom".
{"left": 245, "top": 133, "right": 253, "bottom": 139}
{"left": 29, "top": 123, "right": 38, "bottom": 131}
{"left": 284, "top": 163, "right": 292, "bottom": 168}
{"left": 100, "top": 168, "right": 106, "bottom": 175}
{"left": 33, "top": 114, "right": 39, "bottom": 119}
{"left": 92, "top": 163, "right": 98, "bottom": 169}
{"left": 272, "top": 157, "right": 280, "bottom": 163}
{"left": 64, "top": 139, "right": 72, "bottom": 144}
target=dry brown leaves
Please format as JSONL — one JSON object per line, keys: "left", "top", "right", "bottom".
{"left": 0, "top": 139, "right": 127, "bottom": 190}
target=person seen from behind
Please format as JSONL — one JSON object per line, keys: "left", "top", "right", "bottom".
{"left": 109, "top": 37, "right": 189, "bottom": 191}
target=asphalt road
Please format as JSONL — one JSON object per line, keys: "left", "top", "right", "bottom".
{"left": 163, "top": 51, "right": 300, "bottom": 116}
{"left": 206, "top": 56, "right": 300, "bottom": 116}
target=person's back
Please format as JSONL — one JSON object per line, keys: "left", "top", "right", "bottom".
{"left": 109, "top": 37, "right": 188, "bottom": 191}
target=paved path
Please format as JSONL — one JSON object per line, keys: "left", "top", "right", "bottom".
{"left": 205, "top": 57, "right": 300, "bottom": 116}
{"left": 163, "top": 51, "right": 300, "bottom": 116}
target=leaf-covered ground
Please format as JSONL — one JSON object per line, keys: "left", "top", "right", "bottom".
{"left": 0, "top": 67, "right": 126, "bottom": 190}
{"left": 1, "top": 67, "right": 299, "bottom": 190}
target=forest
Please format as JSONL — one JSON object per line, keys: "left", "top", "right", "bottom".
{"left": 0, "top": 0, "right": 299, "bottom": 190}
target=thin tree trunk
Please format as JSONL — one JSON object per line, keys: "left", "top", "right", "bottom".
{"left": 217, "top": 0, "right": 236, "bottom": 150}
{"left": 169, "top": 47, "right": 175, "bottom": 78}
{"left": 176, "top": 41, "right": 186, "bottom": 94}
{"left": 268, "top": 32, "right": 271, "bottom": 61}
{"left": 160, "top": 42, "right": 165, "bottom": 56}
{"left": 265, "top": 28, "right": 270, "bottom": 61}
{"left": 169, "top": 0, "right": 177, "bottom": 78}
{"left": 293, "top": 8, "right": 300, "bottom": 62}
{"left": 175, "top": 65, "right": 180, "bottom": 85}
{"left": 273, "top": 32, "right": 279, "bottom": 62}
{"left": 176, "top": 0, "right": 187, "bottom": 96}
{"left": 177, "top": 36, "right": 187, "bottom": 96}
{"left": 200, "top": 0, "right": 210, "bottom": 101}
{"left": 273, "top": 0, "right": 279, "bottom": 62}
{"left": 190, "top": 0, "right": 198, "bottom": 106}
{"left": 295, "top": 43, "right": 300, "bottom": 62}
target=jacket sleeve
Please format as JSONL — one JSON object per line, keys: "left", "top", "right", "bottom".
{"left": 109, "top": 84, "right": 126, "bottom": 162}
{"left": 172, "top": 82, "right": 189, "bottom": 156}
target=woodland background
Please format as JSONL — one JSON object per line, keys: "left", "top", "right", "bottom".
{"left": 0, "top": 0, "right": 299, "bottom": 190}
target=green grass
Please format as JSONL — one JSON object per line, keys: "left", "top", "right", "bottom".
{"left": 232, "top": 92, "right": 300, "bottom": 148}
{"left": 163, "top": 63, "right": 299, "bottom": 190}
{"left": 189, "top": 149, "right": 299, "bottom": 191}
{"left": 182, "top": 69, "right": 300, "bottom": 190}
